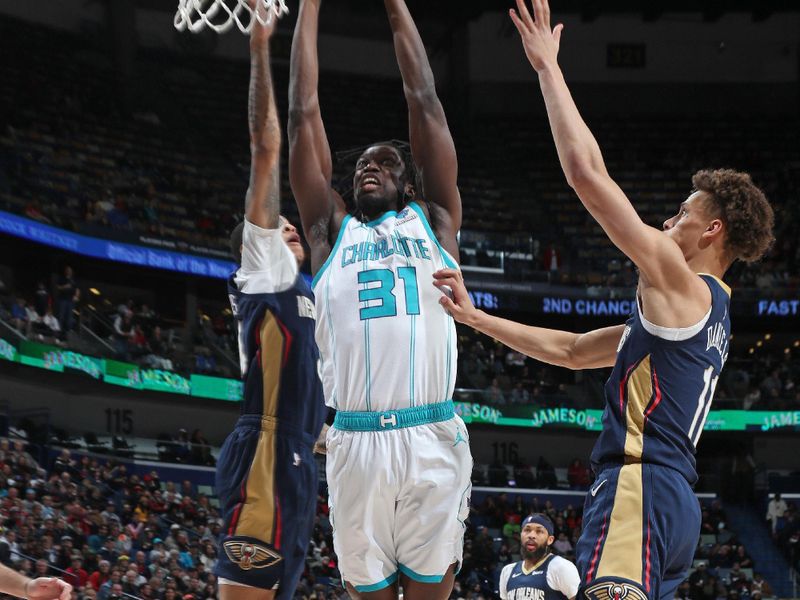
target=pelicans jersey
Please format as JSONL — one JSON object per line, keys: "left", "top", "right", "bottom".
{"left": 215, "top": 220, "right": 326, "bottom": 597}
{"left": 577, "top": 274, "right": 730, "bottom": 600}
{"left": 314, "top": 203, "right": 472, "bottom": 592}
{"left": 590, "top": 274, "right": 731, "bottom": 484}
{"left": 499, "top": 555, "right": 581, "bottom": 600}
{"left": 312, "top": 201, "right": 458, "bottom": 412}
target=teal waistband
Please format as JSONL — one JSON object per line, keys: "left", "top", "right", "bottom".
{"left": 333, "top": 401, "right": 455, "bottom": 432}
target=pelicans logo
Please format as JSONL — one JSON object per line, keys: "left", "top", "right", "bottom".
{"left": 223, "top": 539, "right": 282, "bottom": 571}
{"left": 584, "top": 582, "right": 648, "bottom": 600}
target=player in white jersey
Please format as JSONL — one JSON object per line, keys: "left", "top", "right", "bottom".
{"left": 498, "top": 515, "right": 580, "bottom": 600}
{"left": 287, "top": 0, "right": 471, "bottom": 598}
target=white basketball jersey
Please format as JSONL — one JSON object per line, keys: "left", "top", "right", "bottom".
{"left": 313, "top": 202, "right": 458, "bottom": 412}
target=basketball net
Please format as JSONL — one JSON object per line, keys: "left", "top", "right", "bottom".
{"left": 174, "top": 0, "right": 288, "bottom": 34}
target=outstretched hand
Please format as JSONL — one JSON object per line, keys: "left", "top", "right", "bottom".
{"left": 249, "top": 0, "right": 278, "bottom": 45}
{"left": 509, "top": 0, "right": 563, "bottom": 72}
{"left": 433, "top": 269, "right": 480, "bottom": 326}
{"left": 25, "top": 577, "right": 73, "bottom": 600}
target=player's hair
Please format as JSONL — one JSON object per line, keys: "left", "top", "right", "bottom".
{"left": 230, "top": 221, "right": 245, "bottom": 263}
{"left": 691, "top": 169, "right": 774, "bottom": 264}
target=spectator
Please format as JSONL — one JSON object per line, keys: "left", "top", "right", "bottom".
{"left": 509, "top": 382, "right": 530, "bottom": 405}
{"left": 28, "top": 306, "right": 61, "bottom": 342}
{"left": 553, "top": 532, "right": 573, "bottom": 556}
{"left": 112, "top": 313, "right": 135, "bottom": 359}
{"left": 189, "top": 430, "right": 214, "bottom": 467}
{"left": 567, "top": 459, "right": 591, "bottom": 490}
{"left": 145, "top": 327, "right": 174, "bottom": 371}
{"left": 65, "top": 555, "right": 89, "bottom": 588}
{"left": 766, "top": 493, "right": 787, "bottom": 534}
{"left": 536, "top": 457, "right": 558, "bottom": 489}
{"left": 10, "top": 297, "right": 29, "bottom": 334}
{"left": 88, "top": 560, "right": 111, "bottom": 591}
{"left": 751, "top": 573, "right": 773, "bottom": 598}
{"left": 33, "top": 281, "right": 50, "bottom": 317}
{"left": 483, "top": 378, "right": 506, "bottom": 405}
{"left": 55, "top": 265, "right": 78, "bottom": 335}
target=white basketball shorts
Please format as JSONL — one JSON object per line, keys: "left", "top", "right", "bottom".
{"left": 325, "top": 402, "right": 472, "bottom": 592}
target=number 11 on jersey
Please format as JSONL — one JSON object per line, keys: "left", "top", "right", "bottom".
{"left": 358, "top": 267, "right": 420, "bottom": 320}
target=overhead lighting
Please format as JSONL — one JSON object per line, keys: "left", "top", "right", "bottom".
{"left": 785, "top": 348, "right": 791, "bottom": 354}
{"left": 89, "top": 288, "right": 101, "bottom": 296}
{"left": 764, "top": 333, "right": 772, "bottom": 340}
{"left": 794, "top": 341, "right": 800, "bottom": 348}
{"left": 748, "top": 348, "right": 754, "bottom": 354}
{"left": 756, "top": 341, "right": 763, "bottom": 347}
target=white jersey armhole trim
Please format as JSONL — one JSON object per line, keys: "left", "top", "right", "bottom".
{"left": 637, "top": 295, "right": 711, "bottom": 341}
{"left": 499, "top": 563, "right": 514, "bottom": 600}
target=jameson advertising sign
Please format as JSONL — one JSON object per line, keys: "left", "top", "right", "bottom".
{"left": 1, "top": 336, "right": 799, "bottom": 433}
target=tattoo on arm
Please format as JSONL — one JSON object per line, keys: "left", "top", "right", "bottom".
{"left": 246, "top": 40, "right": 281, "bottom": 228}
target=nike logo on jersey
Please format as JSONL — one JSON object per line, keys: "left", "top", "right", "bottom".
{"left": 590, "top": 479, "right": 608, "bottom": 497}
{"left": 511, "top": 572, "right": 523, "bottom": 578}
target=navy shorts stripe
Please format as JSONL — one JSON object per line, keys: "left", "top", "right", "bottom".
{"left": 214, "top": 421, "right": 318, "bottom": 591}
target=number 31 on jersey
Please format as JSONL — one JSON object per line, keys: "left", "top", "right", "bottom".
{"left": 358, "top": 266, "right": 419, "bottom": 320}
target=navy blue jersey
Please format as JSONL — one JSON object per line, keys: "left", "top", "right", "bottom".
{"left": 227, "top": 271, "right": 326, "bottom": 440}
{"left": 500, "top": 555, "right": 581, "bottom": 600}
{"left": 590, "top": 275, "right": 731, "bottom": 484}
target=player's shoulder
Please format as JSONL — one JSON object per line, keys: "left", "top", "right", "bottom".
{"left": 549, "top": 555, "right": 577, "bottom": 569}
{"left": 500, "top": 561, "right": 519, "bottom": 579}
{"left": 499, "top": 562, "right": 518, "bottom": 593}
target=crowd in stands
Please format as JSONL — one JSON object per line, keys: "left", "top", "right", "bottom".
{"left": 4, "top": 266, "right": 78, "bottom": 347}
{"left": 0, "top": 15, "right": 798, "bottom": 409}
{"left": 0, "top": 439, "right": 224, "bottom": 600}
{"left": 3, "top": 265, "right": 798, "bottom": 413}
{"left": 684, "top": 502, "right": 774, "bottom": 600}
{"left": 1, "top": 16, "right": 799, "bottom": 292}
{"left": 1, "top": 436, "right": 780, "bottom": 600}
{"left": 0, "top": 263, "right": 241, "bottom": 379}
{"left": 769, "top": 493, "right": 800, "bottom": 578}
{"left": 456, "top": 329, "right": 575, "bottom": 408}
{"left": 717, "top": 345, "right": 800, "bottom": 411}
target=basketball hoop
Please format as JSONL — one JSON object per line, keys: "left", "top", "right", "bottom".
{"left": 174, "top": 0, "right": 288, "bottom": 34}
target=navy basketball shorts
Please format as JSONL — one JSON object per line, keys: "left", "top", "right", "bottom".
{"left": 214, "top": 414, "right": 318, "bottom": 597}
{"left": 575, "top": 462, "right": 701, "bottom": 600}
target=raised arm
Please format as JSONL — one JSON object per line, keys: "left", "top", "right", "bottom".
{"left": 510, "top": 0, "right": 701, "bottom": 298}
{"left": 384, "top": 0, "right": 461, "bottom": 252}
{"left": 288, "top": 0, "right": 345, "bottom": 272}
{"left": 434, "top": 268, "right": 622, "bottom": 369}
{"left": 245, "top": 5, "right": 281, "bottom": 229}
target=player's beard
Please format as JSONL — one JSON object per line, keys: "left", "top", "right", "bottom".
{"left": 522, "top": 543, "right": 549, "bottom": 564}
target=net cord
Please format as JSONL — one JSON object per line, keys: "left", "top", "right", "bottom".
{"left": 174, "top": 0, "right": 288, "bottom": 34}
